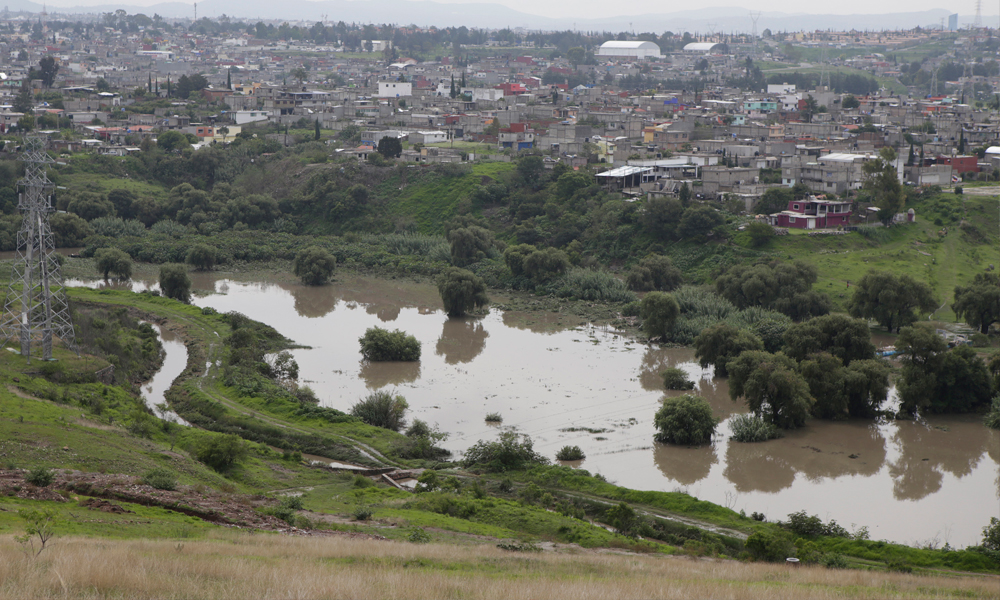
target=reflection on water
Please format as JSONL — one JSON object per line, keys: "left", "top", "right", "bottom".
{"left": 141, "top": 323, "right": 189, "bottom": 425}
{"left": 436, "top": 318, "right": 489, "bottom": 364}
{"left": 359, "top": 361, "right": 421, "bottom": 390}
{"left": 653, "top": 442, "right": 718, "bottom": 485}
{"left": 889, "top": 418, "right": 992, "bottom": 501}
{"left": 60, "top": 272, "right": 999, "bottom": 547}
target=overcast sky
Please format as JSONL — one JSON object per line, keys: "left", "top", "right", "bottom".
{"left": 42, "top": 0, "right": 996, "bottom": 17}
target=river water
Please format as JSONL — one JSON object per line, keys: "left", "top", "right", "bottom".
{"left": 65, "top": 273, "right": 999, "bottom": 548}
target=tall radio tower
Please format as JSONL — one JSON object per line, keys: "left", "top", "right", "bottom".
{"left": 0, "top": 137, "right": 77, "bottom": 362}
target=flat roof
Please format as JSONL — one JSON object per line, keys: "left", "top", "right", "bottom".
{"left": 595, "top": 166, "right": 653, "bottom": 178}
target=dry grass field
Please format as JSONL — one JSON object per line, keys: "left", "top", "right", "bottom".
{"left": 1, "top": 531, "right": 996, "bottom": 600}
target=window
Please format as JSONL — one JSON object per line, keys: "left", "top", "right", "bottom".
{"left": 789, "top": 217, "right": 796, "bottom": 223}
{"left": 793, "top": 204, "right": 799, "bottom": 210}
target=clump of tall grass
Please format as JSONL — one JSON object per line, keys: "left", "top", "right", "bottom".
{"left": 363, "top": 232, "right": 450, "bottom": 260}
{"left": 552, "top": 268, "right": 636, "bottom": 303}
{"left": 855, "top": 224, "right": 890, "bottom": 243}
{"left": 984, "top": 396, "right": 1000, "bottom": 430}
{"left": 666, "top": 287, "right": 791, "bottom": 345}
{"left": 729, "top": 413, "right": 780, "bottom": 443}
{"left": 90, "top": 217, "right": 147, "bottom": 238}
{"left": 673, "top": 285, "right": 735, "bottom": 320}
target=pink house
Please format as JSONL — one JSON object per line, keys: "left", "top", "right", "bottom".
{"left": 769, "top": 197, "right": 852, "bottom": 229}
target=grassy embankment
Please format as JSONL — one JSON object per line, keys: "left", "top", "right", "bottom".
{"left": 1, "top": 533, "right": 998, "bottom": 600}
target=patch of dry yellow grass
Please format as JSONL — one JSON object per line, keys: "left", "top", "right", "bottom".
{"left": 0, "top": 532, "right": 996, "bottom": 600}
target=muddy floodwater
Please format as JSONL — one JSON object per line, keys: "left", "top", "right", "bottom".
{"left": 141, "top": 323, "right": 189, "bottom": 425}
{"left": 68, "top": 274, "right": 999, "bottom": 547}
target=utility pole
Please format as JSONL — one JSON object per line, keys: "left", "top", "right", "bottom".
{"left": 0, "top": 138, "right": 76, "bottom": 362}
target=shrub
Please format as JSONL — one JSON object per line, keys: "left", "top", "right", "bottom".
{"left": 350, "top": 391, "right": 408, "bottom": 431}
{"left": 293, "top": 245, "right": 336, "bottom": 286}
{"left": 462, "top": 431, "right": 549, "bottom": 472}
{"left": 196, "top": 434, "right": 248, "bottom": 472}
{"left": 555, "top": 445, "right": 585, "bottom": 461}
{"left": 141, "top": 468, "right": 177, "bottom": 491}
{"left": 408, "top": 528, "right": 431, "bottom": 543}
{"left": 626, "top": 254, "right": 683, "bottom": 292}
{"left": 745, "top": 529, "right": 794, "bottom": 562}
{"left": 150, "top": 219, "right": 188, "bottom": 237}
{"left": 729, "top": 413, "right": 780, "bottom": 443}
{"left": 484, "top": 412, "right": 503, "bottom": 423}
{"left": 662, "top": 367, "right": 695, "bottom": 390}
{"left": 654, "top": 394, "right": 717, "bottom": 445}
{"left": 90, "top": 216, "right": 146, "bottom": 238}
{"left": 358, "top": 327, "right": 421, "bottom": 361}
{"left": 25, "top": 467, "right": 54, "bottom": 487}
{"left": 823, "top": 553, "right": 849, "bottom": 569}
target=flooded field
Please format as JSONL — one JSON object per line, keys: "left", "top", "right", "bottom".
{"left": 67, "top": 273, "right": 999, "bottom": 548}
{"left": 141, "top": 323, "right": 189, "bottom": 425}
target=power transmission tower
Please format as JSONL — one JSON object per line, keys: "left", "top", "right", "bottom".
{"left": 749, "top": 11, "right": 761, "bottom": 58}
{"left": 974, "top": 0, "right": 982, "bottom": 28}
{"left": 0, "top": 137, "right": 77, "bottom": 362}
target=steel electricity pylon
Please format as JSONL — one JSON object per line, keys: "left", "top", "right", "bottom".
{"left": 0, "top": 137, "right": 77, "bottom": 361}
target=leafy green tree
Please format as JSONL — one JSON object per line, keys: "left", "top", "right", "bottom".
{"left": 716, "top": 260, "right": 830, "bottom": 320}
{"left": 799, "top": 352, "right": 890, "bottom": 419}
{"left": 359, "top": 327, "right": 421, "bottom": 361}
{"left": 13, "top": 83, "right": 34, "bottom": 114}
{"left": 625, "top": 254, "right": 682, "bottom": 292}
{"left": 755, "top": 187, "right": 793, "bottom": 214}
{"left": 952, "top": 272, "right": 1000, "bottom": 334}
{"left": 641, "top": 196, "right": 684, "bottom": 240}
{"left": 693, "top": 323, "right": 764, "bottom": 377}
{"left": 678, "top": 182, "right": 691, "bottom": 205}
{"left": 293, "top": 246, "right": 336, "bottom": 286}
{"left": 654, "top": 394, "right": 717, "bottom": 445}
{"left": 437, "top": 267, "right": 489, "bottom": 317}
{"left": 847, "top": 270, "right": 937, "bottom": 333}
{"left": 15, "top": 508, "right": 57, "bottom": 557}
{"left": 782, "top": 314, "right": 876, "bottom": 366}
{"left": 640, "top": 291, "right": 680, "bottom": 340}
{"left": 314, "top": 119, "right": 320, "bottom": 141}
{"left": 196, "top": 433, "right": 248, "bottom": 472}
{"left": 662, "top": 367, "right": 695, "bottom": 390}
{"left": 106, "top": 189, "right": 137, "bottom": 219}
{"left": 186, "top": 243, "right": 218, "bottom": 271}
{"left": 516, "top": 155, "right": 545, "bottom": 187}
{"left": 605, "top": 502, "right": 644, "bottom": 538}
{"left": 842, "top": 94, "right": 860, "bottom": 109}
{"left": 93, "top": 247, "right": 133, "bottom": 280}
{"left": 448, "top": 226, "right": 496, "bottom": 267}
{"left": 896, "top": 324, "right": 993, "bottom": 414}
{"left": 157, "top": 130, "right": 190, "bottom": 152}
{"left": 50, "top": 213, "right": 93, "bottom": 246}
{"left": 677, "top": 205, "right": 723, "bottom": 239}
{"left": 67, "top": 193, "right": 115, "bottom": 220}
{"left": 862, "top": 147, "right": 905, "bottom": 226}
{"left": 158, "top": 263, "right": 191, "bottom": 303}
{"left": 728, "top": 351, "right": 813, "bottom": 429}
{"left": 38, "top": 56, "right": 59, "bottom": 87}
{"left": 376, "top": 136, "right": 402, "bottom": 159}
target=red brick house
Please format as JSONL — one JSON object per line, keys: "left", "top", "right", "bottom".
{"left": 936, "top": 154, "right": 979, "bottom": 174}
{"left": 768, "top": 197, "right": 853, "bottom": 229}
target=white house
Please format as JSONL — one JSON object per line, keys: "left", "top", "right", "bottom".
{"left": 233, "top": 110, "right": 271, "bottom": 125}
{"left": 377, "top": 82, "right": 412, "bottom": 98}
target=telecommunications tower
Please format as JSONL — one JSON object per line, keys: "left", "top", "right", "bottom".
{"left": 0, "top": 137, "right": 77, "bottom": 362}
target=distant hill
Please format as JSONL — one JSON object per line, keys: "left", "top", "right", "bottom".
{"left": 8, "top": 0, "right": 988, "bottom": 33}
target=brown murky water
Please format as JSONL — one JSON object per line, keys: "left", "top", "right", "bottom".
{"left": 65, "top": 273, "right": 1000, "bottom": 547}
{"left": 140, "top": 323, "right": 189, "bottom": 425}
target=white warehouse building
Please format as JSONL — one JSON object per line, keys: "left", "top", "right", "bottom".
{"left": 596, "top": 41, "right": 662, "bottom": 59}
